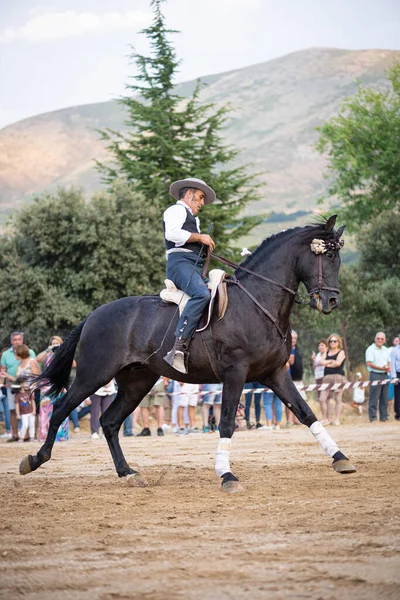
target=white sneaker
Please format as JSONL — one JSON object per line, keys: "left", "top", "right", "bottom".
{"left": 161, "top": 423, "right": 171, "bottom": 431}
{"left": 91, "top": 432, "right": 100, "bottom": 440}
{"left": 273, "top": 424, "right": 281, "bottom": 431}
{"left": 0, "top": 432, "right": 12, "bottom": 438}
{"left": 260, "top": 425, "right": 272, "bottom": 430}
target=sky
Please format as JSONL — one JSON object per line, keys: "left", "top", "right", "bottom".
{"left": 0, "top": 0, "right": 399, "bottom": 129}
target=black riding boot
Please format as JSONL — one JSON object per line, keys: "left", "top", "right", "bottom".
{"left": 164, "top": 339, "right": 190, "bottom": 374}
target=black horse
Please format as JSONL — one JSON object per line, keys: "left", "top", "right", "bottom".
{"left": 20, "top": 215, "right": 356, "bottom": 490}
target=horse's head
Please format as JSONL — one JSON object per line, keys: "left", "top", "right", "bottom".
{"left": 296, "top": 215, "right": 345, "bottom": 314}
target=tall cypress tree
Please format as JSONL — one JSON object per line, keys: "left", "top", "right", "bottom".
{"left": 98, "top": 0, "right": 263, "bottom": 258}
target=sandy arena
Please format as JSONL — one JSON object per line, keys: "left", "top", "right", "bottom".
{"left": 1, "top": 420, "right": 399, "bottom": 599}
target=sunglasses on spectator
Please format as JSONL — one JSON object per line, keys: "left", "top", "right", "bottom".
{"left": 329, "top": 339, "right": 338, "bottom": 343}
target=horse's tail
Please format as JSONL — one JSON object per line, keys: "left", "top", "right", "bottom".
{"left": 33, "top": 319, "right": 87, "bottom": 397}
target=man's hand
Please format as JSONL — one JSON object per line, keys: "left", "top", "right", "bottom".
{"left": 199, "top": 234, "right": 215, "bottom": 252}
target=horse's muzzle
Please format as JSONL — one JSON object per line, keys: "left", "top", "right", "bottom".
{"left": 309, "top": 292, "right": 340, "bottom": 314}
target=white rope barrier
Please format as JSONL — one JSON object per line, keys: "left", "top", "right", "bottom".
{"left": 157, "top": 377, "right": 399, "bottom": 397}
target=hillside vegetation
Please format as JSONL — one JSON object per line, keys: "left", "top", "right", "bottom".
{"left": 0, "top": 47, "right": 398, "bottom": 237}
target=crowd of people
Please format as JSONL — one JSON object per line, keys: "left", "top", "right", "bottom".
{"left": 0, "top": 329, "right": 399, "bottom": 442}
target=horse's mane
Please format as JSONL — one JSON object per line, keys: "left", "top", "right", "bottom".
{"left": 240, "top": 218, "right": 342, "bottom": 271}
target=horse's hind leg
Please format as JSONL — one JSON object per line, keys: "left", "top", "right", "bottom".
{"left": 100, "top": 366, "right": 158, "bottom": 485}
{"left": 19, "top": 379, "right": 96, "bottom": 475}
{"left": 265, "top": 369, "right": 356, "bottom": 474}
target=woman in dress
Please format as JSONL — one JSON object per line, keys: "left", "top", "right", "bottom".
{"left": 36, "top": 337, "right": 70, "bottom": 442}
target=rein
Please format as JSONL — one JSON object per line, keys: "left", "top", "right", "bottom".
{"left": 211, "top": 253, "right": 297, "bottom": 296}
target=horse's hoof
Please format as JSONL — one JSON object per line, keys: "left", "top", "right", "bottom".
{"left": 126, "top": 472, "right": 148, "bottom": 487}
{"left": 19, "top": 455, "right": 32, "bottom": 476}
{"left": 221, "top": 480, "right": 244, "bottom": 493}
{"left": 332, "top": 459, "right": 357, "bottom": 474}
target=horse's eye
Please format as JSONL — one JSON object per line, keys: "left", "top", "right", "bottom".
{"left": 325, "top": 251, "right": 334, "bottom": 260}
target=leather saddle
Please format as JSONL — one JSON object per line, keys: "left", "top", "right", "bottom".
{"left": 160, "top": 269, "right": 228, "bottom": 331}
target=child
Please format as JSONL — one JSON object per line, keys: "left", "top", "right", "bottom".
{"left": 15, "top": 381, "right": 36, "bottom": 442}
{"left": 351, "top": 372, "right": 365, "bottom": 415}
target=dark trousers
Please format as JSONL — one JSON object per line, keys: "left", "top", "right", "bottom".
{"left": 244, "top": 382, "right": 262, "bottom": 423}
{"left": 166, "top": 252, "right": 210, "bottom": 341}
{"left": 368, "top": 372, "right": 389, "bottom": 422}
{"left": 394, "top": 373, "right": 400, "bottom": 419}
{"left": 90, "top": 393, "right": 116, "bottom": 434}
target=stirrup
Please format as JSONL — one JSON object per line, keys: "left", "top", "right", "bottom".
{"left": 163, "top": 341, "right": 190, "bottom": 374}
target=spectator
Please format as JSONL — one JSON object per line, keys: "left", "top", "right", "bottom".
{"left": 262, "top": 389, "right": 282, "bottom": 430}
{"left": 90, "top": 380, "right": 117, "bottom": 439}
{"left": 1, "top": 332, "right": 36, "bottom": 442}
{"left": 4, "top": 344, "right": 40, "bottom": 439}
{"left": 366, "top": 332, "right": 391, "bottom": 423}
{"left": 351, "top": 372, "right": 365, "bottom": 415}
{"left": 318, "top": 333, "right": 347, "bottom": 426}
{"left": 388, "top": 336, "right": 399, "bottom": 416}
{"left": 15, "top": 380, "right": 36, "bottom": 442}
{"left": 177, "top": 382, "right": 200, "bottom": 434}
{"left": 287, "top": 330, "right": 304, "bottom": 426}
{"left": 39, "top": 343, "right": 69, "bottom": 442}
{"left": 37, "top": 336, "right": 80, "bottom": 433}
{"left": 390, "top": 334, "right": 400, "bottom": 421}
{"left": 137, "top": 377, "right": 166, "bottom": 437}
{"left": 243, "top": 382, "right": 263, "bottom": 429}
{"left": 123, "top": 412, "right": 135, "bottom": 437}
{"left": 0, "top": 386, "right": 11, "bottom": 438}
{"left": 312, "top": 339, "right": 328, "bottom": 399}
{"left": 202, "top": 383, "right": 222, "bottom": 433}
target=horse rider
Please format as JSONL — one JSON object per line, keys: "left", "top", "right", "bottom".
{"left": 163, "top": 177, "right": 216, "bottom": 374}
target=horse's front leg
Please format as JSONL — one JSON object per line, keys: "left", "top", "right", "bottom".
{"left": 216, "top": 368, "right": 247, "bottom": 493}
{"left": 265, "top": 369, "right": 356, "bottom": 474}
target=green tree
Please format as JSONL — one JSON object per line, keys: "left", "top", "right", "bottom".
{"left": 0, "top": 182, "right": 165, "bottom": 349}
{"left": 316, "top": 62, "right": 400, "bottom": 231}
{"left": 357, "top": 209, "right": 400, "bottom": 280}
{"left": 98, "top": 0, "right": 263, "bottom": 258}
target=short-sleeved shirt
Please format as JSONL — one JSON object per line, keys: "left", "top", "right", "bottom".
{"left": 1, "top": 347, "right": 36, "bottom": 376}
{"left": 15, "top": 391, "right": 35, "bottom": 415}
{"left": 365, "top": 343, "right": 391, "bottom": 373}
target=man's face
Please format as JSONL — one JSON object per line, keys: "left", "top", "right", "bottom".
{"left": 318, "top": 342, "right": 327, "bottom": 353}
{"left": 186, "top": 189, "right": 205, "bottom": 215}
{"left": 292, "top": 333, "right": 297, "bottom": 347}
{"left": 11, "top": 335, "right": 23, "bottom": 349}
{"left": 375, "top": 333, "right": 386, "bottom": 348}
{"left": 393, "top": 337, "right": 400, "bottom": 346}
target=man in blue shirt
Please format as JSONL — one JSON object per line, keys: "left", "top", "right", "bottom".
{"left": 163, "top": 177, "right": 216, "bottom": 374}
{"left": 390, "top": 336, "right": 400, "bottom": 420}
{"left": 1, "top": 331, "right": 36, "bottom": 442}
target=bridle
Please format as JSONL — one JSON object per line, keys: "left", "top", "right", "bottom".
{"left": 210, "top": 239, "right": 343, "bottom": 340}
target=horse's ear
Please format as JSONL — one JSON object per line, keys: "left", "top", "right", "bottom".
{"left": 336, "top": 225, "right": 346, "bottom": 238}
{"left": 325, "top": 215, "right": 337, "bottom": 231}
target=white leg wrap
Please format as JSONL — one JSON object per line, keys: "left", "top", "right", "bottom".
{"left": 215, "top": 438, "right": 232, "bottom": 477}
{"left": 310, "top": 421, "right": 339, "bottom": 458}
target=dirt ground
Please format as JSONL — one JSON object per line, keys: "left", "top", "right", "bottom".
{"left": 1, "top": 418, "right": 399, "bottom": 600}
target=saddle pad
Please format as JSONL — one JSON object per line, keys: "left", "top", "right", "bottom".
{"left": 159, "top": 269, "right": 228, "bottom": 331}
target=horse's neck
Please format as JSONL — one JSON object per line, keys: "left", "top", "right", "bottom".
{"left": 238, "top": 241, "right": 299, "bottom": 326}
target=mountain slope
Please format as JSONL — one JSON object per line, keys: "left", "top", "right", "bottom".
{"left": 0, "top": 47, "right": 398, "bottom": 224}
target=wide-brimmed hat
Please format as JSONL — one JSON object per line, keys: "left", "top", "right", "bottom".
{"left": 169, "top": 177, "right": 216, "bottom": 205}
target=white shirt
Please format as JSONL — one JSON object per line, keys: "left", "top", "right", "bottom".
{"left": 314, "top": 352, "right": 325, "bottom": 380}
{"left": 95, "top": 380, "right": 117, "bottom": 396}
{"left": 163, "top": 200, "right": 200, "bottom": 246}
